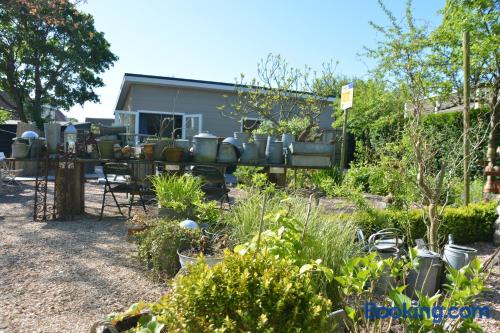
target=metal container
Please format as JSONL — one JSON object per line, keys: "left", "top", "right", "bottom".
{"left": 177, "top": 250, "right": 223, "bottom": 268}
{"left": 407, "top": 249, "right": 443, "bottom": 298}
{"left": 254, "top": 134, "right": 268, "bottom": 163}
{"left": 282, "top": 133, "right": 294, "bottom": 150}
{"left": 374, "top": 246, "right": 400, "bottom": 294}
{"left": 217, "top": 142, "right": 238, "bottom": 163}
{"left": 442, "top": 244, "right": 477, "bottom": 270}
{"left": 266, "top": 139, "right": 284, "bottom": 164}
{"left": 234, "top": 132, "right": 250, "bottom": 143}
{"left": 287, "top": 155, "right": 331, "bottom": 167}
{"left": 44, "top": 123, "right": 61, "bottom": 154}
{"left": 240, "top": 142, "right": 258, "bottom": 164}
{"left": 174, "top": 139, "right": 191, "bottom": 153}
{"left": 193, "top": 132, "right": 219, "bottom": 162}
{"left": 11, "top": 139, "right": 30, "bottom": 159}
{"left": 289, "top": 142, "right": 334, "bottom": 156}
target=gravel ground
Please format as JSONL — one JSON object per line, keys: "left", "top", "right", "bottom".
{"left": 0, "top": 181, "right": 165, "bottom": 333}
{"left": 0, "top": 181, "right": 498, "bottom": 332}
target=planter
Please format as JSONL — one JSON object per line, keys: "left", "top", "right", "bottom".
{"left": 142, "top": 143, "right": 155, "bottom": 161}
{"left": 177, "top": 249, "right": 223, "bottom": 268}
{"left": 253, "top": 134, "right": 268, "bottom": 162}
{"left": 154, "top": 139, "right": 174, "bottom": 160}
{"left": 287, "top": 155, "right": 331, "bottom": 167}
{"left": 97, "top": 139, "right": 117, "bottom": 159}
{"left": 289, "top": 142, "right": 334, "bottom": 156}
{"left": 266, "top": 138, "right": 283, "bottom": 164}
{"left": 240, "top": 142, "right": 258, "bottom": 163}
{"left": 174, "top": 139, "right": 191, "bottom": 154}
{"left": 163, "top": 147, "right": 184, "bottom": 162}
{"left": 193, "top": 132, "right": 218, "bottom": 162}
{"left": 11, "top": 140, "right": 30, "bottom": 159}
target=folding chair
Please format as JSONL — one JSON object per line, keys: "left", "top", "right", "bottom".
{"left": 190, "top": 165, "right": 230, "bottom": 208}
{"left": 0, "top": 153, "right": 23, "bottom": 188}
{"left": 99, "top": 162, "right": 154, "bottom": 220}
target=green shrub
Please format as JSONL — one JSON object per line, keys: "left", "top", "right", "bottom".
{"left": 135, "top": 219, "right": 201, "bottom": 278}
{"left": 147, "top": 253, "right": 333, "bottom": 332}
{"left": 351, "top": 201, "right": 497, "bottom": 245}
{"left": 151, "top": 173, "right": 203, "bottom": 216}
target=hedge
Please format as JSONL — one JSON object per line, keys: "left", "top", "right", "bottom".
{"left": 349, "top": 201, "right": 497, "bottom": 245}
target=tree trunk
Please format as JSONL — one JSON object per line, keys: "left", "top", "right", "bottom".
{"left": 428, "top": 202, "right": 439, "bottom": 252}
{"left": 485, "top": 91, "right": 500, "bottom": 192}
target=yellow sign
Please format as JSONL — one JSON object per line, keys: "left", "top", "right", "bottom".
{"left": 341, "top": 83, "right": 354, "bottom": 110}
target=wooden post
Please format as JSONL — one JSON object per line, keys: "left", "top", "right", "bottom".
{"left": 55, "top": 161, "right": 84, "bottom": 219}
{"left": 340, "top": 108, "right": 349, "bottom": 170}
{"left": 463, "top": 30, "right": 470, "bottom": 205}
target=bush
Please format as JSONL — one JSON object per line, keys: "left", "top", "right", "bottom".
{"left": 145, "top": 253, "right": 332, "bottom": 332}
{"left": 135, "top": 219, "right": 201, "bottom": 278}
{"left": 351, "top": 201, "right": 497, "bottom": 245}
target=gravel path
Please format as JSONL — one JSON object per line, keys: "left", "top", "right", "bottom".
{"left": 0, "top": 181, "right": 497, "bottom": 332}
{"left": 0, "top": 182, "right": 165, "bottom": 333}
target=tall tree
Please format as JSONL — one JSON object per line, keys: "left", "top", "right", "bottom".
{"left": 0, "top": 0, "right": 118, "bottom": 127}
{"left": 431, "top": 0, "right": 500, "bottom": 192}
{"left": 218, "top": 54, "right": 337, "bottom": 141}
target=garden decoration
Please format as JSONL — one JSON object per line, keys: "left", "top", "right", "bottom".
{"left": 177, "top": 230, "right": 228, "bottom": 269}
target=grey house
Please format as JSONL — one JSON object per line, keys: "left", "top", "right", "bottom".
{"left": 114, "top": 73, "right": 336, "bottom": 144}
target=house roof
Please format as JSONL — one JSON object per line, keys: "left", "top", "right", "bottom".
{"left": 115, "top": 73, "right": 336, "bottom": 110}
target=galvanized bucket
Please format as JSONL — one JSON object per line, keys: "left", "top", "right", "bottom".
{"left": 217, "top": 142, "right": 238, "bottom": 163}
{"left": 266, "top": 139, "right": 283, "bottom": 164}
{"left": 240, "top": 142, "right": 258, "bottom": 163}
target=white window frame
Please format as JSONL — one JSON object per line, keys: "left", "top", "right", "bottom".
{"left": 183, "top": 114, "right": 203, "bottom": 139}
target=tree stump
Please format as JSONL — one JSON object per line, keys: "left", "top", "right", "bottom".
{"left": 55, "top": 161, "right": 84, "bottom": 219}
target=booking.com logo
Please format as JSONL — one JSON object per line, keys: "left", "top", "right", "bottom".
{"left": 365, "top": 303, "right": 491, "bottom": 323}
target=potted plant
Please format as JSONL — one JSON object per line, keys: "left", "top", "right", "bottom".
{"left": 177, "top": 230, "right": 229, "bottom": 268}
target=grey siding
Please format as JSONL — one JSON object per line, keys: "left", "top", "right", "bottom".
{"left": 125, "top": 84, "right": 334, "bottom": 138}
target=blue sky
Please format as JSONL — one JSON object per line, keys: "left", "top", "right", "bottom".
{"left": 69, "top": 0, "right": 445, "bottom": 121}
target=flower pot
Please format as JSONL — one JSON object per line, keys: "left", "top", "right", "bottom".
{"left": 192, "top": 132, "right": 218, "bottom": 162}
{"left": 11, "top": 140, "right": 30, "bottom": 159}
{"left": 177, "top": 249, "right": 223, "bottom": 269}
{"left": 154, "top": 139, "right": 174, "bottom": 160}
{"left": 96, "top": 139, "right": 117, "bottom": 159}
{"left": 142, "top": 143, "right": 155, "bottom": 161}
{"left": 253, "top": 134, "right": 268, "bottom": 162}
{"left": 266, "top": 139, "right": 283, "bottom": 164}
{"left": 163, "top": 147, "right": 184, "bottom": 162}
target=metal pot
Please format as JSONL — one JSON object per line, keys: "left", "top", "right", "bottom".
{"left": 217, "top": 142, "right": 237, "bottom": 163}
{"left": 240, "top": 142, "right": 258, "bottom": 164}
{"left": 193, "top": 132, "right": 218, "bottom": 162}
{"left": 266, "top": 139, "right": 284, "bottom": 164}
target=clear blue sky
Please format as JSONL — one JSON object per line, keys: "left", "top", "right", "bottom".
{"left": 69, "top": 0, "right": 445, "bottom": 121}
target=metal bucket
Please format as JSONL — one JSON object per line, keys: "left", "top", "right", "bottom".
{"left": 254, "top": 134, "right": 268, "bottom": 163}
{"left": 407, "top": 249, "right": 443, "bottom": 298}
{"left": 193, "top": 132, "right": 218, "bottom": 162}
{"left": 442, "top": 244, "right": 477, "bottom": 270}
{"left": 374, "top": 246, "right": 399, "bottom": 294}
{"left": 11, "top": 140, "right": 30, "bottom": 159}
{"left": 217, "top": 142, "right": 237, "bottom": 163}
{"left": 240, "top": 142, "right": 258, "bottom": 163}
{"left": 234, "top": 132, "right": 250, "bottom": 143}
{"left": 266, "top": 139, "right": 283, "bottom": 164}
{"left": 281, "top": 133, "right": 294, "bottom": 150}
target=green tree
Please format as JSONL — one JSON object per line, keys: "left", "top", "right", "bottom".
{"left": 0, "top": 0, "right": 118, "bottom": 128}
{"left": 219, "top": 54, "right": 338, "bottom": 141}
{"left": 431, "top": 0, "right": 499, "bottom": 187}
{"left": 333, "top": 78, "right": 406, "bottom": 162}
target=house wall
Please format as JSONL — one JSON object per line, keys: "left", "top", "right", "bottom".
{"left": 125, "top": 84, "right": 335, "bottom": 137}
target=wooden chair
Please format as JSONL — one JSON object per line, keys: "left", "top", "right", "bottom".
{"left": 99, "top": 162, "right": 153, "bottom": 220}
{"left": 190, "top": 165, "right": 230, "bottom": 208}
